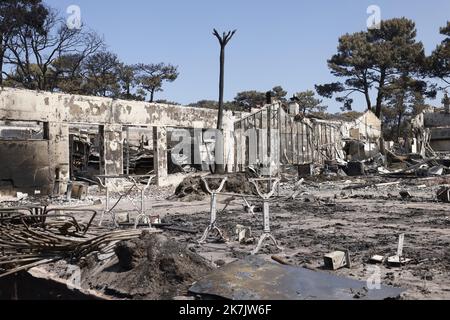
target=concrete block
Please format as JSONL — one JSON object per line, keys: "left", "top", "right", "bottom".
{"left": 71, "top": 183, "right": 88, "bottom": 200}
{"left": 235, "top": 225, "right": 253, "bottom": 244}
{"left": 324, "top": 251, "right": 350, "bottom": 270}
{"left": 370, "top": 255, "right": 385, "bottom": 264}
{"left": 115, "top": 212, "right": 130, "bottom": 224}
{"left": 387, "top": 255, "right": 412, "bottom": 266}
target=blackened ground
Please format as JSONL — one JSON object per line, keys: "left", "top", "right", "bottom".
{"left": 162, "top": 183, "right": 450, "bottom": 300}
{"left": 80, "top": 232, "right": 213, "bottom": 300}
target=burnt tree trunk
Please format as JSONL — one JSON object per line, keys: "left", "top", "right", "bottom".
{"left": 150, "top": 88, "right": 155, "bottom": 103}
{"left": 217, "top": 45, "right": 225, "bottom": 130}
{"left": 213, "top": 29, "right": 236, "bottom": 174}
{"left": 375, "top": 70, "right": 386, "bottom": 119}
{"left": 364, "top": 84, "right": 372, "bottom": 111}
{"left": 0, "top": 33, "right": 4, "bottom": 86}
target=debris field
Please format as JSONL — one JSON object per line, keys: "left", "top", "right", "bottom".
{"left": 1, "top": 90, "right": 449, "bottom": 300}
{"left": 2, "top": 170, "right": 448, "bottom": 300}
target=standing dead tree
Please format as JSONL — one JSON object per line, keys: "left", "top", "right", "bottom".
{"left": 213, "top": 29, "right": 236, "bottom": 174}
{"left": 213, "top": 29, "right": 236, "bottom": 130}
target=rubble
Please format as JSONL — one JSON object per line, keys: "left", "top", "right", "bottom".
{"left": 1, "top": 90, "right": 450, "bottom": 300}
{"left": 0, "top": 211, "right": 151, "bottom": 279}
{"left": 437, "top": 186, "right": 450, "bottom": 203}
{"left": 235, "top": 225, "right": 254, "bottom": 244}
{"left": 400, "top": 191, "right": 413, "bottom": 200}
{"left": 298, "top": 164, "right": 315, "bottom": 177}
{"left": 369, "top": 255, "right": 385, "bottom": 264}
{"left": 172, "top": 173, "right": 256, "bottom": 201}
{"left": 323, "top": 251, "right": 351, "bottom": 270}
{"left": 346, "top": 161, "right": 366, "bottom": 176}
{"left": 387, "top": 256, "right": 412, "bottom": 266}
{"left": 83, "top": 232, "right": 213, "bottom": 300}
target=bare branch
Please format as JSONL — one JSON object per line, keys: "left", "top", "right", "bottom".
{"left": 213, "top": 29, "right": 223, "bottom": 45}
{"left": 213, "top": 29, "right": 237, "bottom": 47}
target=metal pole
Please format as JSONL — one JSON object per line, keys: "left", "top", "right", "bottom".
{"left": 105, "top": 184, "right": 110, "bottom": 212}
{"left": 210, "top": 193, "right": 217, "bottom": 225}
{"left": 126, "top": 126, "right": 130, "bottom": 175}
{"left": 277, "top": 104, "right": 282, "bottom": 197}
{"left": 263, "top": 201, "right": 270, "bottom": 233}
{"left": 141, "top": 188, "right": 145, "bottom": 215}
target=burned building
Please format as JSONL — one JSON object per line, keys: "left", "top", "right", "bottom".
{"left": 0, "top": 88, "right": 356, "bottom": 198}
{"left": 0, "top": 88, "right": 236, "bottom": 197}
{"left": 1, "top": 88, "right": 449, "bottom": 301}
{"left": 412, "top": 105, "right": 450, "bottom": 156}
{"left": 340, "top": 110, "right": 382, "bottom": 161}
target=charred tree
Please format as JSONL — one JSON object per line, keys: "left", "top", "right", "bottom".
{"left": 213, "top": 29, "right": 236, "bottom": 174}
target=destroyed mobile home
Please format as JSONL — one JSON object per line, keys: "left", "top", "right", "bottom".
{"left": 0, "top": 88, "right": 449, "bottom": 300}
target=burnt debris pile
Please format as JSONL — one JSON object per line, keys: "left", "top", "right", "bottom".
{"left": 84, "top": 232, "right": 213, "bottom": 300}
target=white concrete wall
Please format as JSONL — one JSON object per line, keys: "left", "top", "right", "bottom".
{"left": 0, "top": 88, "right": 238, "bottom": 191}
{"left": 0, "top": 87, "right": 227, "bottom": 129}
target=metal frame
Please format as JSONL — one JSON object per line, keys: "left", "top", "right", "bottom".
{"left": 249, "top": 178, "right": 283, "bottom": 255}
{"left": 0, "top": 206, "right": 46, "bottom": 224}
{"left": 96, "top": 175, "right": 155, "bottom": 228}
{"left": 0, "top": 208, "right": 97, "bottom": 235}
{"left": 44, "top": 208, "right": 97, "bottom": 235}
{"left": 198, "top": 176, "right": 228, "bottom": 244}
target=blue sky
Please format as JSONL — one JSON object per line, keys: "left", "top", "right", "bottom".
{"left": 45, "top": 0, "right": 450, "bottom": 112}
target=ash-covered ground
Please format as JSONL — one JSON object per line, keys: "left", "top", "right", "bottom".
{"left": 161, "top": 176, "right": 450, "bottom": 300}
{"left": 20, "top": 175, "right": 450, "bottom": 300}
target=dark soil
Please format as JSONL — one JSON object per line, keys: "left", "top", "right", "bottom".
{"left": 82, "top": 232, "right": 213, "bottom": 300}
{"left": 160, "top": 193, "right": 450, "bottom": 299}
